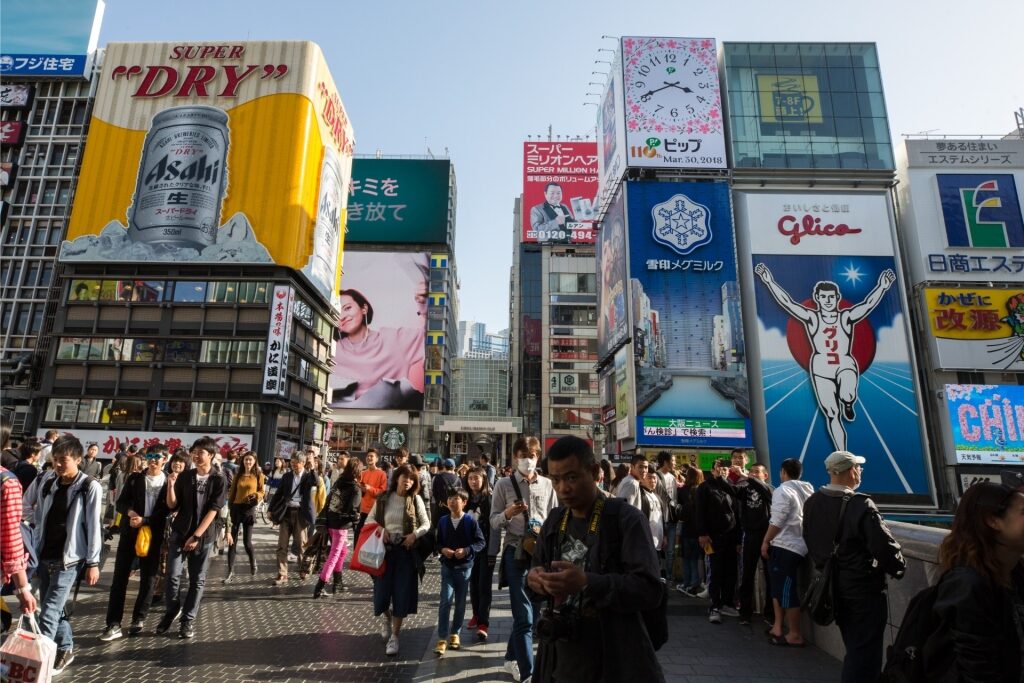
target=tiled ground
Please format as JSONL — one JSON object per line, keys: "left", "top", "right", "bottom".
{"left": 9, "top": 524, "right": 843, "bottom": 682}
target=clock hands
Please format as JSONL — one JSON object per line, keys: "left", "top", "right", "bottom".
{"left": 639, "top": 81, "right": 693, "bottom": 102}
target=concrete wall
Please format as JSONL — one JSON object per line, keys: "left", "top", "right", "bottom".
{"left": 807, "top": 521, "right": 949, "bottom": 662}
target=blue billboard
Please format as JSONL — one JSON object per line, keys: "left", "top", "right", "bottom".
{"left": 945, "top": 384, "right": 1024, "bottom": 466}
{"left": 0, "top": 0, "right": 103, "bottom": 78}
{"left": 626, "top": 180, "right": 752, "bottom": 448}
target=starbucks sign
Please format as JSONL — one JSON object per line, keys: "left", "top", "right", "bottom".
{"left": 382, "top": 427, "right": 406, "bottom": 450}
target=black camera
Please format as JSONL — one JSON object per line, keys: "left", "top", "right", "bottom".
{"left": 535, "top": 605, "right": 579, "bottom": 642}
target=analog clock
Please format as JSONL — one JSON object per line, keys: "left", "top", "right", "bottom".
{"left": 622, "top": 37, "right": 722, "bottom": 135}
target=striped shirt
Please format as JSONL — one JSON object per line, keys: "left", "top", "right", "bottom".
{"left": 0, "top": 466, "right": 27, "bottom": 585}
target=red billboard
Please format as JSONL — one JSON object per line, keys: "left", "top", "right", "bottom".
{"left": 523, "top": 141, "right": 598, "bottom": 244}
{"left": 0, "top": 121, "right": 25, "bottom": 147}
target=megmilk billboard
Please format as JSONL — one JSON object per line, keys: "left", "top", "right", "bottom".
{"left": 61, "top": 41, "right": 354, "bottom": 306}
{"left": 736, "top": 191, "right": 932, "bottom": 503}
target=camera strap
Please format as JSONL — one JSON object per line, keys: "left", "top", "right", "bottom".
{"left": 555, "top": 496, "right": 605, "bottom": 560}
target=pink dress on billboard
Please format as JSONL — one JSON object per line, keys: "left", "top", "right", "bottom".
{"left": 332, "top": 327, "right": 425, "bottom": 409}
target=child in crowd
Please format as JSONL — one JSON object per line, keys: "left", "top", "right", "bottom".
{"left": 434, "top": 489, "right": 485, "bottom": 656}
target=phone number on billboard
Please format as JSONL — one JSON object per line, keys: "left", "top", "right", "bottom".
{"left": 528, "top": 229, "right": 595, "bottom": 242}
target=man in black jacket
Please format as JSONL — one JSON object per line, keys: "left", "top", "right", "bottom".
{"left": 100, "top": 444, "right": 168, "bottom": 641}
{"left": 528, "top": 436, "right": 665, "bottom": 683}
{"left": 803, "top": 450, "right": 905, "bottom": 683}
{"left": 156, "top": 437, "right": 227, "bottom": 639}
{"left": 735, "top": 463, "right": 774, "bottom": 626}
{"left": 695, "top": 458, "right": 740, "bottom": 624}
{"left": 268, "top": 451, "right": 318, "bottom": 585}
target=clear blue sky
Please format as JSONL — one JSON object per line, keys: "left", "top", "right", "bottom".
{"left": 96, "top": 0, "right": 1023, "bottom": 332}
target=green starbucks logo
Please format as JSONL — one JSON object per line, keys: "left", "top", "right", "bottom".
{"left": 382, "top": 427, "right": 406, "bottom": 450}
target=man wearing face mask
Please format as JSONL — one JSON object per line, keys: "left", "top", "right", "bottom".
{"left": 490, "top": 436, "right": 558, "bottom": 683}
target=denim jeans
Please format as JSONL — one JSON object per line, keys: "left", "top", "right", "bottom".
{"left": 38, "top": 559, "right": 81, "bottom": 653}
{"left": 503, "top": 545, "right": 535, "bottom": 680}
{"left": 164, "top": 531, "right": 214, "bottom": 624}
{"left": 437, "top": 564, "right": 472, "bottom": 639}
{"left": 680, "top": 537, "right": 701, "bottom": 589}
{"left": 663, "top": 522, "right": 679, "bottom": 580}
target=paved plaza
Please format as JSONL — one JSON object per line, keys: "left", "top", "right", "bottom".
{"left": 51, "top": 525, "right": 842, "bottom": 682}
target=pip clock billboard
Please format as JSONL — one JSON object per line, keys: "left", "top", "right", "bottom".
{"left": 620, "top": 37, "right": 726, "bottom": 171}
{"left": 61, "top": 42, "right": 355, "bottom": 306}
{"left": 736, "top": 191, "right": 932, "bottom": 503}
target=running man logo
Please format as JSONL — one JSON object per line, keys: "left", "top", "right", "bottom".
{"left": 936, "top": 174, "right": 1024, "bottom": 248}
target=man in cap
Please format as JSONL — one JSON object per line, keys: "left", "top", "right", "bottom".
{"left": 803, "top": 450, "right": 906, "bottom": 683}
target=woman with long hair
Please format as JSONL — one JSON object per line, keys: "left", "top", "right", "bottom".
{"left": 931, "top": 482, "right": 1024, "bottom": 682}
{"left": 599, "top": 459, "right": 614, "bottom": 492}
{"left": 464, "top": 466, "right": 494, "bottom": 640}
{"left": 676, "top": 465, "right": 704, "bottom": 596}
{"left": 364, "top": 464, "right": 430, "bottom": 656}
{"left": 609, "top": 463, "right": 630, "bottom": 495}
{"left": 267, "top": 457, "right": 287, "bottom": 521}
{"left": 224, "top": 451, "right": 264, "bottom": 582}
{"left": 314, "top": 458, "right": 362, "bottom": 598}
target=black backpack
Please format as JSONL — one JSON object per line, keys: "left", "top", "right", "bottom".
{"left": 596, "top": 498, "right": 669, "bottom": 651}
{"left": 880, "top": 581, "right": 952, "bottom": 683}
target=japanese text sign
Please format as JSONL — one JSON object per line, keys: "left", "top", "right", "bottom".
{"left": 346, "top": 158, "right": 451, "bottom": 244}
{"left": 922, "top": 287, "right": 1024, "bottom": 371}
{"left": 523, "top": 141, "right": 597, "bottom": 244}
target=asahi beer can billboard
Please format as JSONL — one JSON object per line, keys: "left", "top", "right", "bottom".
{"left": 61, "top": 41, "right": 354, "bottom": 307}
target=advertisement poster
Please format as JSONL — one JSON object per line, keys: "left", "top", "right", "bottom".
{"left": 737, "top": 191, "right": 930, "bottom": 500}
{"left": 347, "top": 158, "right": 451, "bottom": 244}
{"left": 597, "top": 185, "right": 628, "bottom": 362}
{"left": 596, "top": 47, "right": 626, "bottom": 210}
{"left": 614, "top": 345, "right": 634, "bottom": 439}
{"left": 945, "top": 384, "right": 1024, "bottom": 466}
{"left": 922, "top": 287, "right": 1024, "bottom": 371}
{"left": 522, "top": 141, "right": 598, "bottom": 244}
{"left": 61, "top": 41, "right": 354, "bottom": 306}
{"left": 627, "top": 181, "right": 751, "bottom": 448}
{"left": 0, "top": 0, "right": 104, "bottom": 78}
{"left": 330, "top": 251, "right": 428, "bottom": 410}
{"left": 620, "top": 37, "right": 726, "bottom": 171}
{"left": 37, "top": 428, "right": 251, "bottom": 457}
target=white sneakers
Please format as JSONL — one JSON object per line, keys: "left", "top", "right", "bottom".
{"left": 504, "top": 659, "right": 521, "bottom": 681}
{"left": 708, "top": 608, "right": 723, "bottom": 624}
{"left": 720, "top": 606, "right": 740, "bottom": 618}
{"left": 385, "top": 634, "right": 400, "bottom": 656}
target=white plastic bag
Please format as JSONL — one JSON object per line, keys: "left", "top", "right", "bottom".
{"left": 358, "top": 526, "right": 386, "bottom": 570}
{"left": 1, "top": 613, "right": 56, "bottom": 683}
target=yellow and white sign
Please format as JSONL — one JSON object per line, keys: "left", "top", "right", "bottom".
{"left": 63, "top": 41, "right": 355, "bottom": 305}
{"left": 922, "top": 287, "right": 1024, "bottom": 371}
{"left": 757, "top": 74, "right": 823, "bottom": 124}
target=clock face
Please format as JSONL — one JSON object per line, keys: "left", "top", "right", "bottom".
{"left": 623, "top": 37, "right": 722, "bottom": 137}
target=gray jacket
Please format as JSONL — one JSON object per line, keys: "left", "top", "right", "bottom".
{"left": 25, "top": 471, "right": 103, "bottom": 568}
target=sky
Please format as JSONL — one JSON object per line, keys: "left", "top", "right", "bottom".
{"left": 90, "top": 0, "right": 1023, "bottom": 332}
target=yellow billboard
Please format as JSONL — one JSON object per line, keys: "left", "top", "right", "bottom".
{"left": 63, "top": 41, "right": 355, "bottom": 306}
{"left": 922, "top": 287, "right": 1024, "bottom": 371}
{"left": 756, "top": 74, "right": 823, "bottom": 124}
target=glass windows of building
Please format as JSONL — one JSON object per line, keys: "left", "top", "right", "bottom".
{"left": 548, "top": 272, "right": 597, "bottom": 294}
{"left": 191, "top": 402, "right": 257, "bottom": 428}
{"left": 41, "top": 398, "right": 146, "bottom": 425}
{"left": 170, "top": 281, "right": 208, "bottom": 303}
{"left": 550, "top": 305, "right": 597, "bottom": 327}
{"left": 550, "top": 338, "right": 598, "bottom": 361}
{"left": 154, "top": 400, "right": 191, "bottom": 427}
{"left": 200, "top": 340, "right": 265, "bottom": 364}
{"left": 723, "top": 43, "right": 893, "bottom": 170}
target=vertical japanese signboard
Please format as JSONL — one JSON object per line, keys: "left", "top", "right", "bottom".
{"left": 922, "top": 287, "right": 1024, "bottom": 371}
{"left": 346, "top": 158, "right": 451, "bottom": 244}
{"left": 736, "top": 191, "right": 931, "bottom": 502}
{"left": 944, "top": 384, "right": 1024, "bottom": 466}
{"left": 522, "top": 141, "right": 598, "bottom": 244}
{"left": 627, "top": 181, "right": 751, "bottom": 448}
{"left": 263, "top": 285, "right": 293, "bottom": 396}
{"left": 62, "top": 41, "right": 354, "bottom": 308}
{"left": 597, "top": 185, "right": 628, "bottom": 362}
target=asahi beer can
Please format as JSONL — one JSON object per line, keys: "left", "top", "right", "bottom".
{"left": 127, "top": 105, "right": 230, "bottom": 249}
{"left": 309, "top": 146, "right": 343, "bottom": 293}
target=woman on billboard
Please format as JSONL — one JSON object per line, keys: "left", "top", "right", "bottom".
{"left": 331, "top": 253, "right": 428, "bottom": 410}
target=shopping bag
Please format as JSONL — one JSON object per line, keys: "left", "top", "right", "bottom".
{"left": 135, "top": 524, "right": 152, "bottom": 557}
{"left": 0, "top": 613, "right": 57, "bottom": 683}
{"left": 349, "top": 523, "right": 386, "bottom": 577}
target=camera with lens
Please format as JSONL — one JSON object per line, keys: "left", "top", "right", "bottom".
{"left": 535, "top": 604, "right": 580, "bottom": 642}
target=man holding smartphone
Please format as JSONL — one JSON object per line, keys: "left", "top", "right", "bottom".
{"left": 695, "top": 459, "right": 741, "bottom": 624}
{"left": 156, "top": 437, "right": 227, "bottom": 639}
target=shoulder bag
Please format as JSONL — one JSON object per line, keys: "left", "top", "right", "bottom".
{"left": 802, "top": 493, "right": 851, "bottom": 626}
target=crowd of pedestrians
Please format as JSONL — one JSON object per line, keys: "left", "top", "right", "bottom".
{"left": 2, "top": 414, "right": 1022, "bottom": 682}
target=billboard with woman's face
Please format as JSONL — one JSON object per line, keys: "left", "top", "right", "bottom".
{"left": 329, "top": 251, "right": 429, "bottom": 410}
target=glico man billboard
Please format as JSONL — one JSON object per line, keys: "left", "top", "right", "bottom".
{"left": 61, "top": 41, "right": 355, "bottom": 306}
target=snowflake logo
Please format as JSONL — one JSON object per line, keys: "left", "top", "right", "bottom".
{"left": 651, "top": 193, "right": 712, "bottom": 255}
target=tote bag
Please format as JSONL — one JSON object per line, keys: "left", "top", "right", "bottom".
{"left": 349, "top": 523, "right": 387, "bottom": 577}
{"left": 1, "top": 613, "right": 57, "bottom": 683}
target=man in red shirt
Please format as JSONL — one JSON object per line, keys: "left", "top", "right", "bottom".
{"left": 355, "top": 448, "right": 387, "bottom": 539}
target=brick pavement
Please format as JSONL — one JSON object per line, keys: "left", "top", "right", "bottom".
{"left": 16, "top": 524, "right": 844, "bottom": 682}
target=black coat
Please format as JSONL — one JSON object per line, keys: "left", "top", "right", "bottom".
{"left": 168, "top": 468, "right": 227, "bottom": 544}
{"left": 269, "top": 470, "right": 318, "bottom": 528}
{"left": 736, "top": 477, "right": 773, "bottom": 532}
{"left": 116, "top": 471, "right": 169, "bottom": 529}
{"left": 694, "top": 476, "right": 739, "bottom": 538}
{"left": 324, "top": 479, "right": 361, "bottom": 530}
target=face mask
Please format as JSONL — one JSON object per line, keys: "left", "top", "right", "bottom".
{"left": 516, "top": 457, "right": 536, "bottom": 476}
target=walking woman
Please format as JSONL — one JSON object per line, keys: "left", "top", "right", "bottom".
{"left": 364, "top": 464, "right": 430, "bottom": 657}
{"left": 224, "top": 451, "right": 264, "bottom": 583}
{"left": 676, "top": 465, "right": 704, "bottom": 596}
{"left": 313, "top": 458, "right": 362, "bottom": 598}
{"left": 464, "top": 466, "right": 495, "bottom": 640}
{"left": 932, "top": 481, "right": 1024, "bottom": 682}
{"left": 267, "top": 457, "right": 286, "bottom": 501}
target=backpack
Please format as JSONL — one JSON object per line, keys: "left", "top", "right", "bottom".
{"left": 0, "top": 469, "right": 38, "bottom": 581}
{"left": 596, "top": 497, "right": 669, "bottom": 651}
{"left": 880, "top": 581, "right": 952, "bottom": 683}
